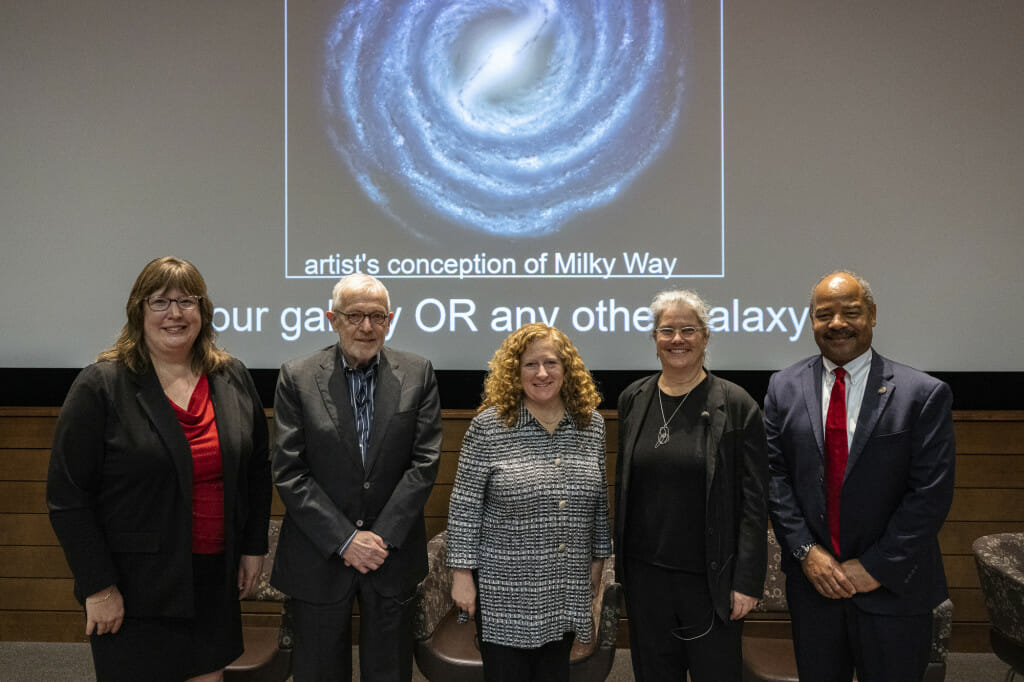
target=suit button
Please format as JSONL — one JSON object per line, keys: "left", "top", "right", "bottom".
{"left": 710, "top": 561, "right": 718, "bottom": 570}
{"left": 356, "top": 519, "right": 364, "bottom": 528}
{"left": 363, "top": 482, "right": 371, "bottom": 490}
{"left": 558, "top": 500, "right": 567, "bottom": 509}
{"left": 557, "top": 543, "right": 567, "bottom": 552}
{"left": 707, "top": 527, "right": 714, "bottom": 536}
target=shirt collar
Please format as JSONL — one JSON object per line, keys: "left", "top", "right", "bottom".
{"left": 822, "top": 348, "right": 872, "bottom": 384}
{"left": 339, "top": 347, "right": 380, "bottom": 375}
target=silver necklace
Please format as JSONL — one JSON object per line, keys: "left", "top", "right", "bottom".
{"left": 656, "top": 388, "right": 690, "bottom": 448}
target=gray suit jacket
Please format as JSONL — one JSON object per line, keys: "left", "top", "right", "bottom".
{"left": 765, "top": 351, "right": 956, "bottom": 615}
{"left": 270, "top": 344, "right": 442, "bottom": 601}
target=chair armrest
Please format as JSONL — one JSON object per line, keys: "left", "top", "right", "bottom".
{"left": 595, "top": 555, "right": 621, "bottom": 649}
{"left": 930, "top": 598, "right": 953, "bottom": 663}
{"left": 413, "top": 532, "right": 454, "bottom": 640}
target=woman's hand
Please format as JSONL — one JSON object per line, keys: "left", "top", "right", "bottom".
{"left": 85, "top": 585, "right": 124, "bottom": 636}
{"left": 451, "top": 568, "right": 476, "bottom": 619}
{"left": 237, "top": 554, "right": 264, "bottom": 599}
{"left": 590, "top": 559, "right": 604, "bottom": 596}
{"left": 729, "top": 590, "right": 759, "bottom": 621}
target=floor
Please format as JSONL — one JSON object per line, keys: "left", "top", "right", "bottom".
{"left": 0, "top": 642, "right": 1013, "bottom": 681}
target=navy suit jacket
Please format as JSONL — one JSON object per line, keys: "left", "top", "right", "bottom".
{"left": 270, "top": 345, "right": 442, "bottom": 602}
{"left": 47, "top": 358, "right": 272, "bottom": 618}
{"left": 765, "top": 351, "right": 955, "bottom": 615}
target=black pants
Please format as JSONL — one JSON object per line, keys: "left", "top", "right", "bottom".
{"left": 624, "top": 559, "right": 742, "bottom": 682}
{"left": 291, "top": 574, "right": 415, "bottom": 682}
{"left": 479, "top": 631, "right": 574, "bottom": 682}
{"left": 786, "top": 571, "right": 932, "bottom": 682}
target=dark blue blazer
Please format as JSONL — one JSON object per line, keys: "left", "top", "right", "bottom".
{"left": 765, "top": 351, "right": 955, "bottom": 615}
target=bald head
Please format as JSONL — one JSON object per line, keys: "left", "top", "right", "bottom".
{"left": 810, "top": 272, "right": 877, "bottom": 366}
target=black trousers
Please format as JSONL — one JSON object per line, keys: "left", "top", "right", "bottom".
{"left": 624, "top": 559, "right": 742, "bottom": 682}
{"left": 478, "top": 631, "right": 574, "bottom": 682}
{"left": 786, "top": 571, "right": 933, "bottom": 682}
{"left": 291, "top": 574, "right": 415, "bottom": 682}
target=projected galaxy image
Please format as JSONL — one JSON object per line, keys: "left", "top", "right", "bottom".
{"left": 320, "top": 0, "right": 687, "bottom": 238}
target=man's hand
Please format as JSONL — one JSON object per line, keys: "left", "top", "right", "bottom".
{"left": 85, "top": 585, "right": 124, "bottom": 636}
{"left": 237, "top": 554, "right": 263, "bottom": 598}
{"left": 451, "top": 568, "right": 477, "bottom": 619}
{"left": 342, "top": 531, "right": 389, "bottom": 573}
{"left": 839, "top": 558, "right": 881, "bottom": 593}
{"left": 730, "top": 590, "right": 759, "bottom": 620}
{"left": 802, "top": 545, "right": 856, "bottom": 599}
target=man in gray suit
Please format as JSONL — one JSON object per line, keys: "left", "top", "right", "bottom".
{"left": 271, "top": 273, "right": 443, "bottom": 681}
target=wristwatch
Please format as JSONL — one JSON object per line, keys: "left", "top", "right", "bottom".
{"left": 794, "top": 543, "right": 817, "bottom": 561}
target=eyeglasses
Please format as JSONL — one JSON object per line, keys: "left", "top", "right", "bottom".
{"left": 146, "top": 295, "right": 201, "bottom": 312}
{"left": 337, "top": 310, "right": 389, "bottom": 327}
{"left": 655, "top": 326, "right": 703, "bottom": 340}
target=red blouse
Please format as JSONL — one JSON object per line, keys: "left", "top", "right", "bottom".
{"left": 170, "top": 375, "right": 225, "bottom": 554}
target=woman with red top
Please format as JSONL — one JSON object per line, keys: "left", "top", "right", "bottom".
{"left": 47, "top": 257, "right": 272, "bottom": 682}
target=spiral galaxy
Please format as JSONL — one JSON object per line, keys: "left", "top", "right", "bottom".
{"left": 322, "top": 0, "right": 685, "bottom": 238}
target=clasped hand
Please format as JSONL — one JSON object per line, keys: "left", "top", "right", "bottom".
{"left": 802, "top": 546, "right": 881, "bottom": 599}
{"left": 342, "top": 531, "right": 389, "bottom": 573}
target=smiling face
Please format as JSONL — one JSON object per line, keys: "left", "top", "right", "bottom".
{"left": 142, "top": 287, "right": 201, "bottom": 363}
{"left": 811, "top": 273, "right": 876, "bottom": 366}
{"left": 519, "top": 337, "right": 565, "bottom": 410}
{"left": 328, "top": 289, "right": 393, "bottom": 368}
{"left": 654, "top": 303, "right": 709, "bottom": 378}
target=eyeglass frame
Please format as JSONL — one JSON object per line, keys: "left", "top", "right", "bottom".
{"left": 654, "top": 325, "right": 705, "bottom": 340}
{"left": 145, "top": 295, "right": 202, "bottom": 312}
{"left": 335, "top": 310, "right": 391, "bottom": 327}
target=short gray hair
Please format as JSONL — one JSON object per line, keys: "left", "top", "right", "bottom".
{"left": 649, "top": 289, "right": 711, "bottom": 334}
{"left": 331, "top": 273, "right": 391, "bottom": 312}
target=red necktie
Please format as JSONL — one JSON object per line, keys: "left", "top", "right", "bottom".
{"left": 825, "top": 367, "right": 848, "bottom": 556}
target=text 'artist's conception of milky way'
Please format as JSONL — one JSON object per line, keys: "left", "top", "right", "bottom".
{"left": 321, "top": 0, "right": 686, "bottom": 239}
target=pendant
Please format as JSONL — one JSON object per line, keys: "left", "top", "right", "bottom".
{"left": 656, "top": 425, "right": 670, "bottom": 448}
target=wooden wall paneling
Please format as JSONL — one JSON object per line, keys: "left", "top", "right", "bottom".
{"left": 1, "top": 408, "right": 1021, "bottom": 653}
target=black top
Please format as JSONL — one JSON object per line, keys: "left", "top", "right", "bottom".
{"left": 624, "top": 377, "right": 710, "bottom": 573}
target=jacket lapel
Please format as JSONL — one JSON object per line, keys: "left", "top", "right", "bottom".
{"left": 317, "top": 346, "right": 360, "bottom": 466}
{"left": 132, "top": 368, "right": 193, "bottom": 508}
{"left": 209, "top": 370, "right": 241, "bottom": 526}
{"left": 845, "top": 352, "right": 894, "bottom": 479}
{"left": 801, "top": 356, "right": 826, "bottom": 458}
{"left": 703, "top": 375, "right": 727, "bottom": 502}
{"left": 622, "top": 375, "right": 658, "bottom": 474}
{"left": 364, "top": 350, "right": 400, "bottom": 475}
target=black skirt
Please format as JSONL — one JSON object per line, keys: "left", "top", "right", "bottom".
{"left": 89, "top": 553, "right": 243, "bottom": 682}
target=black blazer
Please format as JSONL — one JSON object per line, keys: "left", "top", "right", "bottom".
{"left": 47, "top": 358, "right": 272, "bottom": 618}
{"left": 765, "top": 352, "right": 956, "bottom": 615}
{"left": 615, "top": 372, "right": 769, "bottom": 621}
{"left": 270, "top": 345, "right": 443, "bottom": 601}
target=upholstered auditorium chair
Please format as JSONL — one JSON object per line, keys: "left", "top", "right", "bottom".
{"left": 973, "top": 532, "right": 1024, "bottom": 681}
{"left": 412, "top": 531, "right": 621, "bottom": 682}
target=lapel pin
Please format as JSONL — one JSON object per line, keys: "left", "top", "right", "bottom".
{"left": 878, "top": 386, "right": 887, "bottom": 394}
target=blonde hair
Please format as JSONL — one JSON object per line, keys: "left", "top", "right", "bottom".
{"left": 98, "top": 256, "right": 231, "bottom": 374}
{"left": 480, "top": 323, "right": 601, "bottom": 428}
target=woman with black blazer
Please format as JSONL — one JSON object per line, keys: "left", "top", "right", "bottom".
{"left": 47, "top": 256, "right": 272, "bottom": 682}
{"left": 614, "top": 289, "right": 768, "bottom": 681}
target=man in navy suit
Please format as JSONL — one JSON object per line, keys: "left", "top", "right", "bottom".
{"left": 765, "top": 271, "right": 955, "bottom": 681}
{"left": 271, "top": 273, "right": 442, "bottom": 681}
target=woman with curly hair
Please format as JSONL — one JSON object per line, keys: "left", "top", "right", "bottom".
{"left": 446, "top": 323, "right": 612, "bottom": 682}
